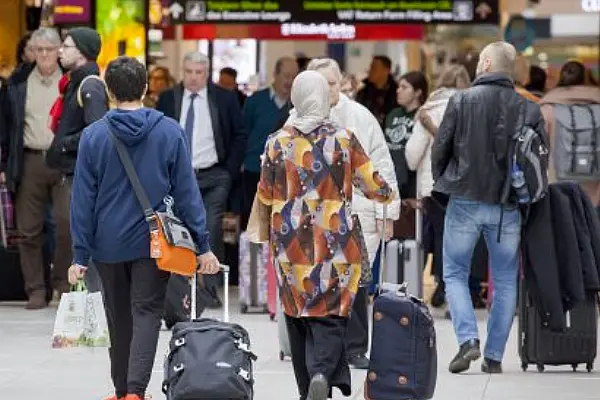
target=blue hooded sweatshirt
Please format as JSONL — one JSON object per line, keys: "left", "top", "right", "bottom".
{"left": 70, "top": 108, "right": 210, "bottom": 266}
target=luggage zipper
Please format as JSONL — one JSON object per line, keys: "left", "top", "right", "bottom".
{"left": 177, "top": 323, "right": 247, "bottom": 338}
{"left": 234, "top": 338, "right": 259, "bottom": 360}
{"left": 170, "top": 328, "right": 257, "bottom": 362}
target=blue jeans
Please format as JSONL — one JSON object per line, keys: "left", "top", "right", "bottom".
{"left": 443, "top": 197, "right": 520, "bottom": 362}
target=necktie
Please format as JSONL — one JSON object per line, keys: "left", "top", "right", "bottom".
{"left": 184, "top": 93, "right": 198, "bottom": 154}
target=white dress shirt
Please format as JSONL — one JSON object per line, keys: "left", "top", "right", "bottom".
{"left": 270, "top": 86, "right": 287, "bottom": 109}
{"left": 180, "top": 87, "right": 219, "bottom": 169}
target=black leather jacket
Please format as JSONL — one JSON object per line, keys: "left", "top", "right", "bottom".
{"left": 431, "top": 73, "right": 547, "bottom": 204}
{"left": 46, "top": 62, "right": 108, "bottom": 175}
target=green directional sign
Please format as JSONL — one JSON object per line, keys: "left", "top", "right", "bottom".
{"left": 166, "top": 1, "right": 499, "bottom": 25}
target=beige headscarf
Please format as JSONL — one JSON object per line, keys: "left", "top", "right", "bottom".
{"left": 288, "top": 70, "right": 331, "bottom": 134}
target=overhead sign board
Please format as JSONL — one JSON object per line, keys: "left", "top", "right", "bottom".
{"left": 166, "top": 0, "right": 499, "bottom": 25}
{"left": 582, "top": 0, "right": 600, "bottom": 12}
{"left": 182, "top": 23, "right": 424, "bottom": 40}
{"left": 52, "top": 0, "right": 92, "bottom": 24}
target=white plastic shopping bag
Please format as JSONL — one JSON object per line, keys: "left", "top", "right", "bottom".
{"left": 51, "top": 281, "right": 110, "bottom": 348}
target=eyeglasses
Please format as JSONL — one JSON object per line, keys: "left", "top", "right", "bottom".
{"left": 61, "top": 44, "right": 77, "bottom": 49}
{"left": 35, "top": 46, "right": 59, "bottom": 54}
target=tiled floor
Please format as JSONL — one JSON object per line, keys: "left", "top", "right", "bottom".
{"left": 1, "top": 293, "right": 599, "bottom": 399}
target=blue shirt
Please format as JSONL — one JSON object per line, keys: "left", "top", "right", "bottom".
{"left": 243, "top": 88, "right": 289, "bottom": 173}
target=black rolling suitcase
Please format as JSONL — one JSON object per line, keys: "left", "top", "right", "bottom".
{"left": 365, "top": 206, "right": 437, "bottom": 400}
{"left": 163, "top": 266, "right": 257, "bottom": 399}
{"left": 519, "top": 279, "right": 598, "bottom": 373}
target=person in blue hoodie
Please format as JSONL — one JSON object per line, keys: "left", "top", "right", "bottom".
{"left": 68, "top": 56, "right": 220, "bottom": 400}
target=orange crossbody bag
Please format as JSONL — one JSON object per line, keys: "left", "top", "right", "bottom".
{"left": 106, "top": 121, "right": 198, "bottom": 276}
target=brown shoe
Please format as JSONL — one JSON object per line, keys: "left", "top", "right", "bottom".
{"left": 26, "top": 291, "right": 48, "bottom": 310}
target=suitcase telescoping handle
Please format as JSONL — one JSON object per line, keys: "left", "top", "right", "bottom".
{"left": 378, "top": 204, "right": 387, "bottom": 291}
{"left": 377, "top": 204, "right": 413, "bottom": 295}
{"left": 0, "top": 188, "right": 7, "bottom": 249}
{"left": 191, "top": 264, "right": 230, "bottom": 323}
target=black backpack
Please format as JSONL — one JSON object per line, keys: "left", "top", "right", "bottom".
{"left": 502, "top": 99, "right": 550, "bottom": 207}
{"left": 496, "top": 99, "right": 549, "bottom": 242}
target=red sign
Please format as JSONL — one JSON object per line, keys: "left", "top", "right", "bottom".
{"left": 183, "top": 23, "right": 423, "bottom": 41}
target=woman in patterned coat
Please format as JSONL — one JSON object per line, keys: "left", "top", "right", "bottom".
{"left": 257, "top": 70, "right": 394, "bottom": 400}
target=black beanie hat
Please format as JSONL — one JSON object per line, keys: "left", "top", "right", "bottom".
{"left": 68, "top": 27, "right": 101, "bottom": 61}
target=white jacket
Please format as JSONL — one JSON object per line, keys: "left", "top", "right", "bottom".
{"left": 288, "top": 94, "right": 400, "bottom": 262}
{"left": 405, "top": 88, "right": 457, "bottom": 199}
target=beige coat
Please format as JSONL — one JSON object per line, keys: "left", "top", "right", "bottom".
{"left": 539, "top": 86, "right": 600, "bottom": 206}
{"left": 405, "top": 88, "right": 457, "bottom": 198}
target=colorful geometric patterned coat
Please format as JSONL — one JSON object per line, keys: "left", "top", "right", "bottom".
{"left": 257, "top": 123, "right": 393, "bottom": 318}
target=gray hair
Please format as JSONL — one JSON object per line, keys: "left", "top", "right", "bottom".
{"left": 31, "top": 27, "right": 61, "bottom": 46}
{"left": 478, "top": 41, "right": 517, "bottom": 75}
{"left": 306, "top": 58, "right": 342, "bottom": 80}
{"left": 183, "top": 51, "right": 209, "bottom": 65}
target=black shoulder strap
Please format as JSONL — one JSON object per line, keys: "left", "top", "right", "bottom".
{"left": 103, "top": 119, "right": 155, "bottom": 222}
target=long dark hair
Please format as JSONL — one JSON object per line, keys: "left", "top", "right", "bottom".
{"left": 557, "top": 61, "right": 587, "bottom": 87}
{"left": 399, "top": 71, "right": 429, "bottom": 105}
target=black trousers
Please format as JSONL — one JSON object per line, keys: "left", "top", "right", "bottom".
{"left": 285, "top": 315, "right": 352, "bottom": 400}
{"left": 422, "top": 195, "right": 446, "bottom": 280}
{"left": 345, "top": 286, "right": 369, "bottom": 357}
{"left": 196, "top": 166, "right": 231, "bottom": 291}
{"left": 96, "top": 258, "right": 169, "bottom": 398}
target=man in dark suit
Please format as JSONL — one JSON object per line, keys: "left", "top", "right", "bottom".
{"left": 157, "top": 52, "right": 246, "bottom": 307}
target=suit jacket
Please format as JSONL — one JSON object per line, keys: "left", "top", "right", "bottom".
{"left": 156, "top": 83, "right": 246, "bottom": 179}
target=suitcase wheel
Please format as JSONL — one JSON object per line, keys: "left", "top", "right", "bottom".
{"left": 536, "top": 363, "right": 544, "bottom": 373}
{"left": 586, "top": 362, "right": 593, "bottom": 373}
{"left": 269, "top": 313, "right": 275, "bottom": 321}
{"left": 279, "top": 351, "right": 285, "bottom": 361}
{"left": 240, "top": 304, "right": 248, "bottom": 314}
{"left": 521, "top": 362, "right": 528, "bottom": 372}
{"left": 572, "top": 363, "right": 578, "bottom": 372}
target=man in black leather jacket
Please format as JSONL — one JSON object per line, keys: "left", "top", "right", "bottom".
{"left": 431, "top": 41, "right": 547, "bottom": 375}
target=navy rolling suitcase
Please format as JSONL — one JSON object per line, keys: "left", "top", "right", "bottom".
{"left": 365, "top": 206, "right": 437, "bottom": 400}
